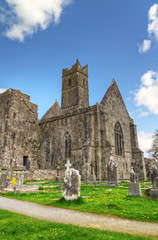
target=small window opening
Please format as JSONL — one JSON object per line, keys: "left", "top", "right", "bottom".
{"left": 23, "top": 156, "right": 28, "bottom": 166}
{"left": 68, "top": 79, "right": 72, "bottom": 86}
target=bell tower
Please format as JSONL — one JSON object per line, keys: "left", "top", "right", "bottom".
{"left": 61, "top": 60, "right": 89, "bottom": 111}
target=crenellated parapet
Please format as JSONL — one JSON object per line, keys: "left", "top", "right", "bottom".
{"left": 62, "top": 59, "right": 88, "bottom": 77}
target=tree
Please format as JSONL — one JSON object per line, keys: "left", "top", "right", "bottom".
{"left": 149, "top": 130, "right": 158, "bottom": 161}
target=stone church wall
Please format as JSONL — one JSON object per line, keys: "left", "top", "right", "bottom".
{"left": 39, "top": 101, "right": 133, "bottom": 181}
{"left": 101, "top": 81, "right": 146, "bottom": 180}
{"left": 39, "top": 106, "right": 98, "bottom": 178}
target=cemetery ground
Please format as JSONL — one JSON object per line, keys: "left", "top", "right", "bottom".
{"left": 0, "top": 180, "right": 158, "bottom": 223}
{"left": 0, "top": 209, "right": 156, "bottom": 240}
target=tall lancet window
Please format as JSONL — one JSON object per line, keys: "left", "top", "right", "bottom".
{"left": 64, "top": 132, "right": 71, "bottom": 158}
{"left": 115, "top": 122, "right": 124, "bottom": 156}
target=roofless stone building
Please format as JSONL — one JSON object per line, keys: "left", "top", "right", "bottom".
{"left": 0, "top": 60, "right": 146, "bottom": 180}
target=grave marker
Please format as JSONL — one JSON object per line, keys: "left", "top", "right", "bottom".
{"left": 128, "top": 166, "right": 142, "bottom": 197}
{"left": 62, "top": 160, "right": 81, "bottom": 200}
{"left": 107, "top": 156, "right": 117, "bottom": 186}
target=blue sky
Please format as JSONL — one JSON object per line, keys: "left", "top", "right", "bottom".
{"left": 0, "top": 0, "right": 158, "bottom": 154}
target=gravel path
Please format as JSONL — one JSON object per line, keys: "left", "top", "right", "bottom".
{"left": 0, "top": 196, "right": 158, "bottom": 238}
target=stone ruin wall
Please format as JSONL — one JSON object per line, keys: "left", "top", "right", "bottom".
{"left": 0, "top": 89, "right": 39, "bottom": 170}
{"left": 24, "top": 169, "right": 64, "bottom": 181}
{"left": 0, "top": 169, "right": 64, "bottom": 182}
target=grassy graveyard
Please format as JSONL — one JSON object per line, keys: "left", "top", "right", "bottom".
{"left": 1, "top": 181, "right": 158, "bottom": 223}
{"left": 0, "top": 209, "right": 156, "bottom": 240}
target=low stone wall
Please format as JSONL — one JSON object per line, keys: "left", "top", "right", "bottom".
{"left": 0, "top": 169, "right": 64, "bottom": 182}
{"left": 24, "top": 169, "right": 64, "bottom": 181}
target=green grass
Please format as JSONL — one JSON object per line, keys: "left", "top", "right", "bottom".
{"left": 0, "top": 209, "right": 156, "bottom": 240}
{"left": 118, "top": 181, "right": 152, "bottom": 188}
{"left": 118, "top": 182, "right": 129, "bottom": 187}
{"left": 23, "top": 179, "right": 62, "bottom": 187}
{"left": 1, "top": 185, "right": 158, "bottom": 223}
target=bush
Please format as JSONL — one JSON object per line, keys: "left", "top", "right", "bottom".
{"left": 144, "top": 188, "right": 152, "bottom": 197}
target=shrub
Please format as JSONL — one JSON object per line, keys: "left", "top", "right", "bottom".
{"left": 144, "top": 188, "right": 152, "bottom": 197}
{"left": 38, "top": 186, "right": 44, "bottom": 191}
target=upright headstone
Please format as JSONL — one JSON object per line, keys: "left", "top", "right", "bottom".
{"left": 88, "top": 161, "right": 95, "bottom": 181}
{"left": 128, "top": 166, "right": 142, "bottom": 197}
{"left": 151, "top": 165, "right": 158, "bottom": 185}
{"left": 130, "top": 166, "right": 136, "bottom": 183}
{"left": 56, "top": 166, "right": 60, "bottom": 182}
{"left": 16, "top": 171, "right": 24, "bottom": 192}
{"left": 9, "top": 158, "right": 17, "bottom": 179}
{"left": 7, "top": 158, "right": 17, "bottom": 190}
{"left": 153, "top": 177, "right": 158, "bottom": 189}
{"left": 1, "top": 174, "right": 8, "bottom": 189}
{"left": 62, "top": 160, "right": 81, "bottom": 200}
{"left": 150, "top": 176, "right": 158, "bottom": 200}
{"left": 1, "top": 158, "right": 18, "bottom": 191}
{"left": 107, "top": 156, "right": 117, "bottom": 186}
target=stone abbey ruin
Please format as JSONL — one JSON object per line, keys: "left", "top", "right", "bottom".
{"left": 0, "top": 60, "right": 146, "bottom": 181}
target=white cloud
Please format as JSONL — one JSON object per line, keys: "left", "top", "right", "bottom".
{"left": 138, "top": 111, "right": 149, "bottom": 118}
{"left": 134, "top": 70, "right": 158, "bottom": 115}
{"left": 138, "top": 131, "right": 152, "bottom": 156}
{"left": 139, "top": 3, "right": 158, "bottom": 53}
{"left": 137, "top": 108, "right": 150, "bottom": 118}
{"left": 126, "top": 96, "right": 131, "bottom": 102}
{"left": 148, "top": 3, "right": 158, "bottom": 40}
{"left": 0, "top": 88, "right": 7, "bottom": 93}
{"left": 0, "top": 0, "right": 72, "bottom": 41}
{"left": 138, "top": 39, "right": 151, "bottom": 53}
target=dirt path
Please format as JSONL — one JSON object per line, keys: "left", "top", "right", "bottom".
{"left": 0, "top": 196, "right": 158, "bottom": 238}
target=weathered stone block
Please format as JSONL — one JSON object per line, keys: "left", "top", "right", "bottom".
{"left": 150, "top": 189, "right": 158, "bottom": 200}
{"left": 62, "top": 166, "right": 81, "bottom": 201}
{"left": 150, "top": 177, "right": 158, "bottom": 200}
{"left": 128, "top": 182, "right": 142, "bottom": 197}
{"left": 1, "top": 174, "right": 8, "bottom": 189}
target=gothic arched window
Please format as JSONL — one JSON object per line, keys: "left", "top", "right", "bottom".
{"left": 115, "top": 122, "right": 124, "bottom": 156}
{"left": 64, "top": 132, "right": 71, "bottom": 158}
